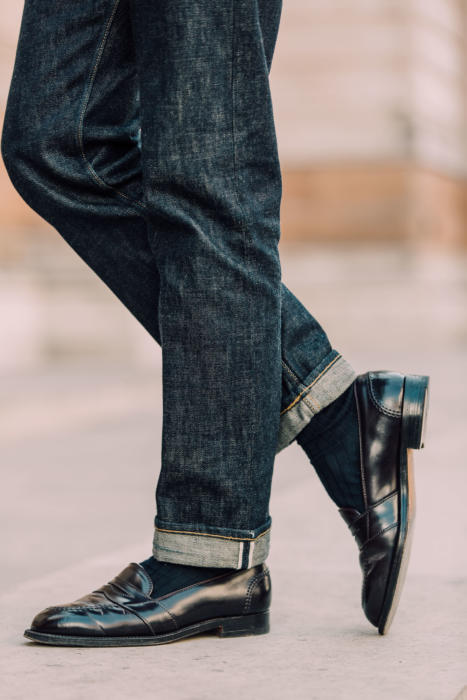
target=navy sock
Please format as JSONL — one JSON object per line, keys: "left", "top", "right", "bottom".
{"left": 140, "top": 556, "right": 235, "bottom": 598}
{"left": 296, "top": 382, "right": 365, "bottom": 512}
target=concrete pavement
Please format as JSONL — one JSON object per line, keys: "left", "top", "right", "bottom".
{"left": 1, "top": 244, "right": 466, "bottom": 699}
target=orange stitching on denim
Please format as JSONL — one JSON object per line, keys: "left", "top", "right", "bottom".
{"left": 282, "top": 359, "right": 320, "bottom": 412}
{"left": 155, "top": 526, "right": 271, "bottom": 542}
{"left": 280, "top": 354, "right": 342, "bottom": 416}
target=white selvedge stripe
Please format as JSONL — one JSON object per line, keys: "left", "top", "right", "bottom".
{"left": 248, "top": 541, "right": 255, "bottom": 568}
{"left": 237, "top": 542, "right": 244, "bottom": 569}
{"left": 153, "top": 528, "right": 271, "bottom": 568}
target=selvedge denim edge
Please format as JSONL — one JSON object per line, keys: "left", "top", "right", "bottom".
{"left": 153, "top": 518, "right": 271, "bottom": 569}
{"left": 277, "top": 353, "right": 357, "bottom": 452}
{"left": 151, "top": 351, "right": 355, "bottom": 571}
{"left": 2, "top": 0, "right": 357, "bottom": 570}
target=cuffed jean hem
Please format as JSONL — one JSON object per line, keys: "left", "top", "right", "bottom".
{"left": 276, "top": 353, "right": 357, "bottom": 453}
{"left": 152, "top": 518, "right": 271, "bottom": 569}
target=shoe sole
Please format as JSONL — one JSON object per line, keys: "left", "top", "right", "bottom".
{"left": 377, "top": 374, "right": 430, "bottom": 635}
{"left": 23, "top": 610, "right": 270, "bottom": 647}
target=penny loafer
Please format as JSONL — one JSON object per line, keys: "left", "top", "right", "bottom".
{"left": 24, "top": 562, "right": 271, "bottom": 647}
{"left": 339, "top": 371, "right": 429, "bottom": 635}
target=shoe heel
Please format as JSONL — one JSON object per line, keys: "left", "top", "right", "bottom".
{"left": 402, "top": 375, "right": 430, "bottom": 449}
{"left": 217, "top": 611, "right": 270, "bottom": 638}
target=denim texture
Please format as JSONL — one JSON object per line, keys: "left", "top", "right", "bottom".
{"left": 2, "top": 0, "right": 355, "bottom": 567}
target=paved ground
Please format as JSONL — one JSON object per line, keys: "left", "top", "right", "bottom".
{"left": 1, "top": 243, "right": 466, "bottom": 699}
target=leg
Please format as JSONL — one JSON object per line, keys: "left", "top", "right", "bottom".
{"left": 3, "top": 0, "right": 427, "bottom": 639}
{"left": 124, "top": 0, "right": 351, "bottom": 563}
{"left": 1, "top": 0, "right": 354, "bottom": 462}
{"left": 128, "top": 0, "right": 284, "bottom": 564}
{"left": 7, "top": 0, "right": 283, "bottom": 566}
{"left": 4, "top": 0, "right": 279, "bottom": 645}
{"left": 0, "top": 0, "right": 349, "bottom": 602}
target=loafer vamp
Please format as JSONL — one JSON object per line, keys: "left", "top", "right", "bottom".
{"left": 26, "top": 563, "right": 272, "bottom": 644}
{"left": 31, "top": 602, "right": 151, "bottom": 638}
{"left": 340, "top": 371, "right": 429, "bottom": 633}
{"left": 29, "top": 563, "right": 156, "bottom": 638}
{"left": 359, "top": 525, "right": 398, "bottom": 627}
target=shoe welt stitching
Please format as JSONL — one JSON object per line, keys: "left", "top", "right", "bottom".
{"left": 350, "top": 490, "right": 398, "bottom": 528}
{"left": 150, "top": 597, "right": 179, "bottom": 632}
{"left": 243, "top": 570, "right": 267, "bottom": 615}
{"left": 368, "top": 374, "right": 402, "bottom": 418}
{"left": 359, "top": 522, "right": 398, "bottom": 551}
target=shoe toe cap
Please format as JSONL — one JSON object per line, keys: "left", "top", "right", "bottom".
{"left": 30, "top": 604, "right": 108, "bottom": 636}
{"left": 29, "top": 602, "right": 151, "bottom": 638}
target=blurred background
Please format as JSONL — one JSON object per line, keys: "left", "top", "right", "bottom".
{"left": 1, "top": 0, "right": 466, "bottom": 583}
{"left": 0, "top": 0, "right": 467, "bottom": 700}
{"left": 0, "top": 3, "right": 466, "bottom": 696}
{"left": 1, "top": 1, "right": 466, "bottom": 374}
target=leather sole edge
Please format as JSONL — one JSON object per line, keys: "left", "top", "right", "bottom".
{"left": 377, "top": 374, "right": 429, "bottom": 635}
{"left": 23, "top": 611, "right": 270, "bottom": 647}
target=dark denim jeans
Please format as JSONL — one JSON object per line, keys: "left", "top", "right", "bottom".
{"left": 2, "top": 0, "right": 355, "bottom": 568}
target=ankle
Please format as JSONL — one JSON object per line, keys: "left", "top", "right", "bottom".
{"left": 297, "top": 382, "right": 356, "bottom": 444}
{"left": 140, "top": 556, "right": 235, "bottom": 598}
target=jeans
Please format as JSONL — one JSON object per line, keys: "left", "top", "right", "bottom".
{"left": 1, "top": 0, "right": 355, "bottom": 568}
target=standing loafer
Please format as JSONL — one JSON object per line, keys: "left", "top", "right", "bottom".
{"left": 339, "top": 371, "right": 429, "bottom": 634}
{"left": 24, "top": 563, "right": 271, "bottom": 647}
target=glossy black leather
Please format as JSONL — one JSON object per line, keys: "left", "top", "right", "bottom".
{"left": 339, "top": 371, "right": 406, "bottom": 628}
{"left": 28, "top": 562, "right": 271, "bottom": 641}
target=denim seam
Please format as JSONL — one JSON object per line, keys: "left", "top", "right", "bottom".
{"left": 281, "top": 360, "right": 319, "bottom": 413}
{"left": 76, "top": 0, "right": 149, "bottom": 215}
{"left": 3, "top": 164, "right": 140, "bottom": 235}
{"left": 281, "top": 360, "right": 303, "bottom": 387}
{"left": 230, "top": 0, "right": 250, "bottom": 255}
{"left": 154, "top": 526, "right": 271, "bottom": 542}
{"left": 280, "top": 354, "right": 342, "bottom": 416}
{"left": 230, "top": 0, "right": 259, "bottom": 497}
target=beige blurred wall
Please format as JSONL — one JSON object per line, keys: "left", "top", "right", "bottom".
{"left": 1, "top": 0, "right": 466, "bottom": 253}
{"left": 271, "top": 0, "right": 467, "bottom": 246}
{"left": 0, "top": 2, "right": 58, "bottom": 260}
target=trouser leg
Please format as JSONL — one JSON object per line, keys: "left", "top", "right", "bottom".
{"left": 2, "top": 0, "right": 355, "bottom": 567}
{"left": 127, "top": 0, "right": 285, "bottom": 567}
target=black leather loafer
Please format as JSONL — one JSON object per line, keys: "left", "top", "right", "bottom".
{"left": 339, "top": 371, "right": 429, "bottom": 635}
{"left": 24, "top": 563, "right": 271, "bottom": 646}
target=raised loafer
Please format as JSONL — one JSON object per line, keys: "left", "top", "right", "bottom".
{"left": 24, "top": 562, "right": 271, "bottom": 647}
{"left": 339, "top": 370, "right": 429, "bottom": 635}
